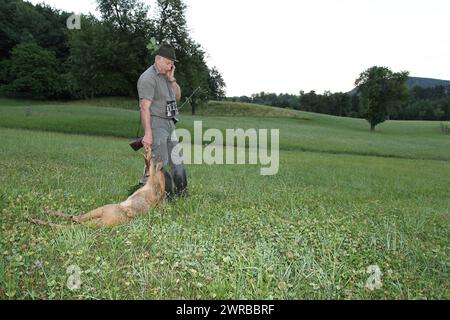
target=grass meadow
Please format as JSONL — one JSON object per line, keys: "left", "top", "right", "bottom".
{"left": 0, "top": 98, "right": 448, "bottom": 299}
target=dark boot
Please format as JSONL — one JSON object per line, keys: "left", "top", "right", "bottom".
{"left": 163, "top": 168, "right": 174, "bottom": 199}
{"left": 172, "top": 163, "right": 188, "bottom": 197}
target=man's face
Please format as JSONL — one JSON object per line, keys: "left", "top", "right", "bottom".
{"left": 157, "top": 56, "right": 174, "bottom": 74}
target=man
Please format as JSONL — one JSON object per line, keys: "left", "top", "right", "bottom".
{"left": 137, "top": 43, "right": 187, "bottom": 198}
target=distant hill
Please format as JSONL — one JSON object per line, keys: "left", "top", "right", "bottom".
{"left": 348, "top": 76, "right": 450, "bottom": 95}
{"left": 406, "top": 77, "right": 450, "bottom": 89}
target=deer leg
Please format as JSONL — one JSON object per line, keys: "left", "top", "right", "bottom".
{"left": 45, "top": 209, "right": 74, "bottom": 219}
{"left": 72, "top": 207, "right": 104, "bottom": 223}
{"left": 26, "top": 217, "right": 66, "bottom": 228}
{"left": 95, "top": 218, "right": 110, "bottom": 228}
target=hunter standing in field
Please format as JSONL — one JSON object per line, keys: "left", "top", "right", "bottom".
{"left": 137, "top": 43, "right": 188, "bottom": 199}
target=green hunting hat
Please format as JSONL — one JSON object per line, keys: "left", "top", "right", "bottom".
{"left": 156, "top": 43, "right": 179, "bottom": 62}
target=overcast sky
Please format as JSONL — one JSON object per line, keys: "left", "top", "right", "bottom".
{"left": 28, "top": 0, "right": 450, "bottom": 96}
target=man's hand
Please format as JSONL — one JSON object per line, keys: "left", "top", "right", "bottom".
{"left": 142, "top": 133, "right": 153, "bottom": 149}
{"left": 166, "top": 65, "right": 181, "bottom": 100}
{"left": 167, "top": 64, "right": 176, "bottom": 82}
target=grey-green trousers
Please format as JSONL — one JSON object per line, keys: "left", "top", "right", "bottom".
{"left": 141, "top": 115, "right": 187, "bottom": 196}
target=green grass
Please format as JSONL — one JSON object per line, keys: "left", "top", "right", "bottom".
{"left": 193, "top": 100, "right": 308, "bottom": 119}
{"left": 1, "top": 98, "right": 449, "bottom": 160}
{"left": 0, "top": 98, "right": 449, "bottom": 299}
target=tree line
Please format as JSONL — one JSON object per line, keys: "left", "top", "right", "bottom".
{"left": 227, "top": 78, "right": 450, "bottom": 123}
{"left": 0, "top": 0, "right": 226, "bottom": 103}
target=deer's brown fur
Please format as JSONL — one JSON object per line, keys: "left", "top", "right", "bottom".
{"left": 29, "top": 147, "right": 165, "bottom": 227}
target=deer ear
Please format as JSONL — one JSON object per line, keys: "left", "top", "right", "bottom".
{"left": 156, "top": 161, "right": 163, "bottom": 171}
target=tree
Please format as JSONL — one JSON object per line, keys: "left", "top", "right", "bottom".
{"left": 95, "top": 0, "right": 155, "bottom": 97}
{"left": 350, "top": 93, "right": 361, "bottom": 118}
{"left": 355, "top": 66, "right": 409, "bottom": 131}
{"left": 1, "top": 42, "right": 62, "bottom": 99}
{"left": 207, "top": 67, "right": 226, "bottom": 100}
{"left": 0, "top": 0, "right": 18, "bottom": 60}
{"left": 97, "top": 0, "right": 151, "bottom": 33}
{"left": 299, "top": 90, "right": 319, "bottom": 112}
{"left": 332, "top": 92, "right": 352, "bottom": 117}
{"left": 0, "top": 1, "right": 72, "bottom": 97}
{"left": 0, "top": 0, "right": 71, "bottom": 61}
{"left": 0, "top": 0, "right": 224, "bottom": 102}
{"left": 155, "top": 0, "right": 189, "bottom": 44}
{"left": 68, "top": 15, "right": 129, "bottom": 98}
